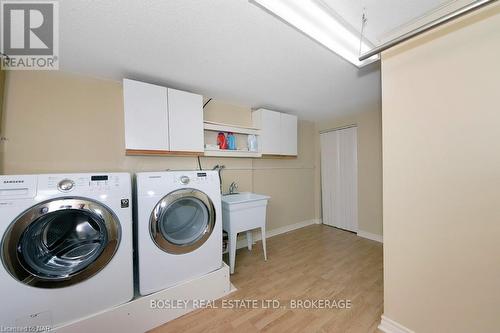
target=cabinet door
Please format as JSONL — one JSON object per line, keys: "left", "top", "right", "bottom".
{"left": 253, "top": 109, "right": 281, "bottom": 155}
{"left": 123, "top": 79, "right": 169, "bottom": 150}
{"left": 280, "top": 113, "right": 298, "bottom": 156}
{"left": 167, "top": 88, "right": 204, "bottom": 152}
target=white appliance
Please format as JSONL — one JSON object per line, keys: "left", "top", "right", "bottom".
{"left": 0, "top": 173, "right": 133, "bottom": 329}
{"left": 136, "top": 171, "right": 222, "bottom": 295}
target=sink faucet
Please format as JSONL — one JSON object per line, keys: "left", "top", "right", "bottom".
{"left": 228, "top": 181, "right": 238, "bottom": 194}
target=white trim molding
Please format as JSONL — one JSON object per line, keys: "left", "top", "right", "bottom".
{"left": 235, "top": 219, "right": 322, "bottom": 249}
{"left": 378, "top": 315, "right": 415, "bottom": 333}
{"left": 357, "top": 230, "right": 383, "bottom": 243}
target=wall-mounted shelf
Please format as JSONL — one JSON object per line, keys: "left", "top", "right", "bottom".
{"left": 126, "top": 149, "right": 203, "bottom": 157}
{"left": 204, "top": 121, "right": 260, "bottom": 135}
{"left": 261, "top": 154, "right": 297, "bottom": 159}
{"left": 204, "top": 149, "right": 261, "bottom": 158}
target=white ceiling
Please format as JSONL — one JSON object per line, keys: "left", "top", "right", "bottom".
{"left": 59, "top": 0, "right": 381, "bottom": 121}
{"left": 321, "top": 0, "right": 458, "bottom": 46}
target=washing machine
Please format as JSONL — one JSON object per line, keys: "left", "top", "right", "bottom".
{"left": 136, "top": 170, "right": 222, "bottom": 295}
{"left": 0, "top": 173, "right": 133, "bottom": 329}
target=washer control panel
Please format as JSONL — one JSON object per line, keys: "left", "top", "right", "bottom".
{"left": 180, "top": 176, "right": 190, "bottom": 185}
{"left": 49, "top": 174, "right": 122, "bottom": 193}
{"left": 57, "top": 179, "right": 75, "bottom": 192}
{"left": 0, "top": 175, "right": 37, "bottom": 200}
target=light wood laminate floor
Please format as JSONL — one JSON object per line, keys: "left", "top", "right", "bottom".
{"left": 150, "top": 224, "right": 383, "bottom": 333}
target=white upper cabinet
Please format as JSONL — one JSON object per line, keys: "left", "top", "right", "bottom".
{"left": 167, "top": 88, "right": 203, "bottom": 152}
{"left": 280, "top": 112, "right": 298, "bottom": 156}
{"left": 123, "top": 79, "right": 204, "bottom": 153}
{"left": 252, "top": 109, "right": 281, "bottom": 155}
{"left": 123, "top": 79, "right": 169, "bottom": 151}
{"left": 252, "top": 108, "right": 298, "bottom": 156}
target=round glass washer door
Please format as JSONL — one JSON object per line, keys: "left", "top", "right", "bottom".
{"left": 1, "top": 198, "right": 121, "bottom": 288}
{"left": 150, "top": 188, "right": 216, "bottom": 254}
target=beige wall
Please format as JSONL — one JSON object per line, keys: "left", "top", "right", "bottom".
{"left": 382, "top": 4, "right": 500, "bottom": 332}
{"left": 315, "top": 108, "right": 383, "bottom": 237}
{"left": 1, "top": 70, "right": 316, "bottom": 233}
{"left": 203, "top": 99, "right": 253, "bottom": 127}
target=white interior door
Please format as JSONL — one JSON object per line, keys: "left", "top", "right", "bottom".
{"left": 320, "top": 126, "right": 358, "bottom": 232}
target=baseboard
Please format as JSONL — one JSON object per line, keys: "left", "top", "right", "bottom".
{"left": 357, "top": 230, "right": 383, "bottom": 243}
{"left": 235, "top": 219, "right": 322, "bottom": 249}
{"left": 378, "top": 315, "right": 414, "bottom": 333}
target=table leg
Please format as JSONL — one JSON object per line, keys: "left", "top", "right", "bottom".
{"left": 246, "top": 231, "right": 253, "bottom": 250}
{"left": 260, "top": 227, "right": 267, "bottom": 261}
{"left": 229, "top": 231, "right": 237, "bottom": 274}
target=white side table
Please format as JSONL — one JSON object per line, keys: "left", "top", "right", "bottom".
{"left": 221, "top": 193, "right": 270, "bottom": 274}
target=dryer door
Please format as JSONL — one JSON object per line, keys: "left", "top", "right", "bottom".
{"left": 150, "top": 188, "right": 216, "bottom": 254}
{"left": 1, "top": 198, "right": 121, "bottom": 288}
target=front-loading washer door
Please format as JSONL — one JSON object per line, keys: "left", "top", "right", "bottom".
{"left": 1, "top": 198, "right": 121, "bottom": 288}
{"left": 150, "top": 188, "right": 216, "bottom": 254}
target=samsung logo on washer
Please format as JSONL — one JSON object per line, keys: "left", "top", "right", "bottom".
{"left": 3, "top": 180, "right": 24, "bottom": 184}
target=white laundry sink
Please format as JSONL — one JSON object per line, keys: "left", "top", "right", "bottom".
{"left": 221, "top": 192, "right": 270, "bottom": 274}
{"left": 222, "top": 192, "right": 271, "bottom": 206}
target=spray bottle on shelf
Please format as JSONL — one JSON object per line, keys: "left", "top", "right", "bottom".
{"left": 227, "top": 132, "right": 236, "bottom": 150}
{"left": 217, "top": 132, "right": 227, "bottom": 149}
{"left": 247, "top": 135, "right": 258, "bottom": 152}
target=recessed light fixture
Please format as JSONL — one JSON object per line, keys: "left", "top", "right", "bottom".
{"left": 250, "top": 0, "right": 379, "bottom": 67}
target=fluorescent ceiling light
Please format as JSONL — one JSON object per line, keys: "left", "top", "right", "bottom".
{"left": 251, "top": 0, "right": 379, "bottom": 67}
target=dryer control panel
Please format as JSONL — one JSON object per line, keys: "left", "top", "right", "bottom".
{"left": 136, "top": 171, "right": 220, "bottom": 198}
{"left": 176, "top": 172, "right": 210, "bottom": 185}
{"left": 176, "top": 172, "right": 213, "bottom": 185}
